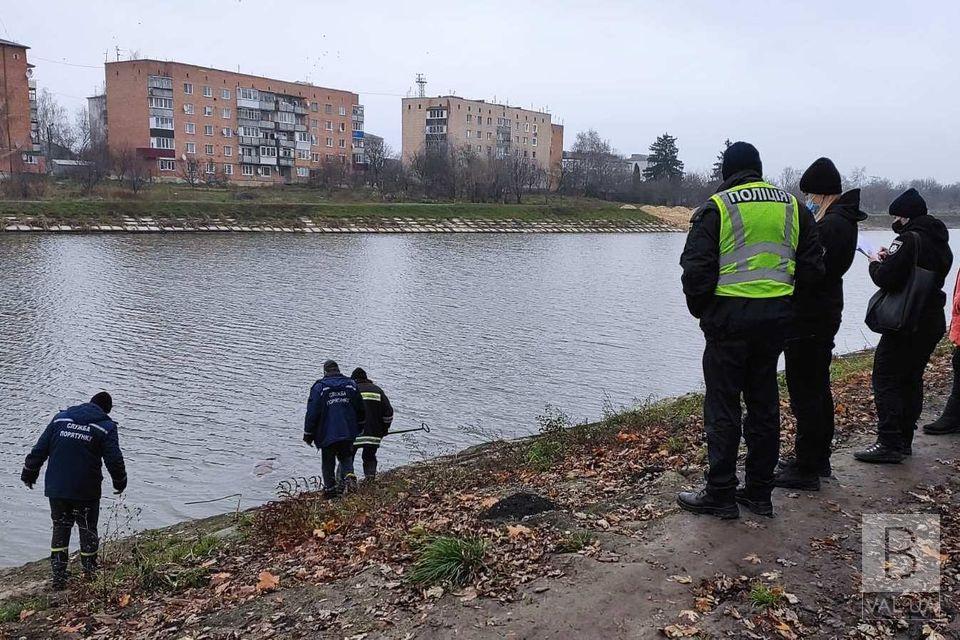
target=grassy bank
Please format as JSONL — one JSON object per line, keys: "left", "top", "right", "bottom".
{"left": 0, "top": 343, "right": 953, "bottom": 639}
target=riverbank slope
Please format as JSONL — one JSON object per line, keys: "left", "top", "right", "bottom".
{"left": 0, "top": 346, "right": 956, "bottom": 639}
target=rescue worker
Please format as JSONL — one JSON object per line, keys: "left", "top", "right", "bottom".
{"left": 350, "top": 367, "right": 395, "bottom": 479}
{"left": 923, "top": 267, "right": 960, "bottom": 435}
{"left": 775, "top": 158, "right": 867, "bottom": 490}
{"left": 303, "top": 360, "right": 365, "bottom": 497}
{"left": 855, "top": 189, "right": 953, "bottom": 462}
{"left": 20, "top": 392, "right": 127, "bottom": 589}
{"left": 678, "top": 142, "right": 824, "bottom": 519}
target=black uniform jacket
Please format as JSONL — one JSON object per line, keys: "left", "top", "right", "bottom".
{"left": 680, "top": 170, "right": 825, "bottom": 339}
{"left": 356, "top": 380, "right": 394, "bottom": 440}
{"left": 792, "top": 189, "right": 868, "bottom": 338}
{"left": 869, "top": 214, "right": 953, "bottom": 323}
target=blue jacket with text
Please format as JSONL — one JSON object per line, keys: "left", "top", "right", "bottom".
{"left": 22, "top": 403, "right": 127, "bottom": 501}
{"left": 304, "top": 374, "right": 366, "bottom": 448}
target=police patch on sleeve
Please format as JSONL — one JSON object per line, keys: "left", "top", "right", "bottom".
{"left": 888, "top": 240, "right": 903, "bottom": 255}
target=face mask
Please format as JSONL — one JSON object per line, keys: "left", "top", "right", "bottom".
{"left": 805, "top": 197, "right": 820, "bottom": 216}
{"left": 892, "top": 219, "right": 906, "bottom": 234}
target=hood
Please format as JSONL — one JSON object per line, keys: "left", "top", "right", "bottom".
{"left": 321, "top": 373, "right": 355, "bottom": 389}
{"left": 825, "top": 189, "right": 868, "bottom": 223}
{"left": 65, "top": 402, "right": 110, "bottom": 425}
{"left": 903, "top": 214, "right": 950, "bottom": 244}
{"left": 715, "top": 169, "right": 763, "bottom": 193}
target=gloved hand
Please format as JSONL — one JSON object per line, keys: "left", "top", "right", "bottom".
{"left": 23, "top": 480, "right": 34, "bottom": 490}
{"left": 303, "top": 434, "right": 314, "bottom": 446}
{"left": 113, "top": 477, "right": 127, "bottom": 495}
{"left": 20, "top": 467, "right": 38, "bottom": 490}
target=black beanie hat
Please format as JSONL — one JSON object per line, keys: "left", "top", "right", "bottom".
{"left": 323, "top": 359, "right": 340, "bottom": 374}
{"left": 889, "top": 188, "right": 927, "bottom": 218}
{"left": 91, "top": 391, "right": 113, "bottom": 414}
{"left": 799, "top": 157, "right": 842, "bottom": 195}
{"left": 721, "top": 142, "right": 762, "bottom": 180}
{"left": 351, "top": 367, "right": 367, "bottom": 382}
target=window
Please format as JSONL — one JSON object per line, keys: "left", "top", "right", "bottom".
{"left": 311, "top": 153, "right": 320, "bottom": 162}
{"left": 184, "top": 103, "right": 195, "bottom": 115}
{"left": 150, "top": 137, "right": 175, "bottom": 150}
{"left": 338, "top": 105, "right": 346, "bottom": 116}
{"left": 296, "top": 167, "right": 309, "bottom": 177}
{"left": 466, "top": 114, "right": 473, "bottom": 123}
{"left": 524, "top": 123, "right": 529, "bottom": 132}
{"left": 296, "top": 149, "right": 309, "bottom": 160}
{"left": 204, "top": 125, "right": 214, "bottom": 136}
{"left": 205, "top": 160, "right": 215, "bottom": 174}
{"left": 487, "top": 132, "right": 493, "bottom": 140}
{"left": 221, "top": 108, "right": 231, "bottom": 119}
{"left": 466, "top": 130, "right": 472, "bottom": 138}
{"left": 523, "top": 137, "right": 528, "bottom": 144}
{"left": 477, "top": 145, "right": 482, "bottom": 152}
{"left": 277, "top": 111, "right": 295, "bottom": 124}
{"left": 221, "top": 89, "right": 231, "bottom": 99}
{"left": 203, "top": 106, "right": 213, "bottom": 117}
{"left": 533, "top": 124, "right": 538, "bottom": 134}
{"left": 183, "top": 83, "right": 193, "bottom": 95}
{"left": 185, "top": 122, "right": 196, "bottom": 134}
{"left": 242, "top": 164, "right": 254, "bottom": 176}
{"left": 310, "top": 102, "right": 318, "bottom": 112}
{"left": 21, "top": 154, "right": 38, "bottom": 164}
{"left": 258, "top": 166, "right": 271, "bottom": 177}
{"left": 259, "top": 146, "right": 277, "bottom": 157}
{"left": 158, "top": 159, "right": 175, "bottom": 171}
{"left": 310, "top": 133, "right": 318, "bottom": 145}
{"left": 185, "top": 142, "right": 196, "bottom": 154}
{"left": 532, "top": 151, "right": 537, "bottom": 158}
{"left": 223, "top": 146, "right": 233, "bottom": 157}
{"left": 204, "top": 144, "right": 214, "bottom": 155}
{"left": 335, "top": 122, "right": 343, "bottom": 132}
{"left": 149, "top": 97, "right": 174, "bottom": 109}
{"left": 222, "top": 128, "right": 233, "bottom": 138}
{"left": 338, "top": 138, "right": 345, "bottom": 148}
{"left": 532, "top": 137, "right": 537, "bottom": 146}
{"left": 326, "top": 137, "right": 333, "bottom": 147}
{"left": 324, "top": 104, "right": 332, "bottom": 114}
{"left": 325, "top": 121, "right": 333, "bottom": 131}
{"left": 202, "top": 86, "right": 212, "bottom": 97}
{"left": 238, "top": 88, "right": 258, "bottom": 101}
{"left": 224, "top": 163, "right": 233, "bottom": 176}
{"left": 311, "top": 119, "right": 318, "bottom": 129}
{"left": 487, "top": 117, "right": 492, "bottom": 125}
{"left": 238, "top": 125, "right": 259, "bottom": 137}
{"left": 150, "top": 115, "right": 174, "bottom": 129}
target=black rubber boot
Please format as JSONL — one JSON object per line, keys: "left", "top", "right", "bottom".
{"left": 735, "top": 488, "right": 774, "bottom": 517}
{"left": 50, "top": 550, "right": 69, "bottom": 590}
{"left": 676, "top": 489, "right": 739, "bottom": 520}
{"left": 81, "top": 553, "right": 98, "bottom": 580}
{"left": 819, "top": 458, "right": 832, "bottom": 478}
{"left": 773, "top": 462, "right": 821, "bottom": 491}
{"left": 854, "top": 442, "right": 904, "bottom": 464}
{"left": 923, "top": 398, "right": 960, "bottom": 435}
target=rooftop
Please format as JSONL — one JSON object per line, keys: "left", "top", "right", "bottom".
{"left": 0, "top": 38, "right": 28, "bottom": 49}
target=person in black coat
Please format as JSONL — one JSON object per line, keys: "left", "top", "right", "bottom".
{"left": 855, "top": 189, "right": 953, "bottom": 463}
{"left": 776, "top": 158, "right": 867, "bottom": 490}
{"left": 350, "top": 367, "right": 395, "bottom": 479}
{"left": 21, "top": 392, "right": 127, "bottom": 588}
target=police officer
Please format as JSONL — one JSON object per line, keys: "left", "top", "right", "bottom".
{"left": 923, "top": 267, "right": 960, "bottom": 435}
{"left": 304, "top": 360, "right": 366, "bottom": 497}
{"left": 350, "top": 367, "right": 395, "bottom": 479}
{"left": 775, "top": 158, "right": 867, "bottom": 490}
{"left": 855, "top": 189, "right": 953, "bottom": 463}
{"left": 21, "top": 391, "right": 127, "bottom": 589}
{"left": 678, "top": 142, "right": 824, "bottom": 519}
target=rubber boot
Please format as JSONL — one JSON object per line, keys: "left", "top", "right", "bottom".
{"left": 676, "top": 488, "right": 739, "bottom": 519}
{"left": 735, "top": 487, "right": 774, "bottom": 517}
{"left": 923, "top": 396, "right": 960, "bottom": 435}
{"left": 50, "top": 550, "right": 69, "bottom": 590}
{"left": 81, "top": 553, "right": 98, "bottom": 580}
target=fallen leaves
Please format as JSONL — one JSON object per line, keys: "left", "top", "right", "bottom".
{"left": 255, "top": 570, "right": 280, "bottom": 593}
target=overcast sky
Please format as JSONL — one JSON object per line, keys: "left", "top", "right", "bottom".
{"left": 4, "top": 0, "right": 957, "bottom": 182}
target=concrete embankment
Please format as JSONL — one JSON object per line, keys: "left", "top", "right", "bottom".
{"left": 0, "top": 215, "right": 680, "bottom": 234}
{"left": 0, "top": 346, "right": 955, "bottom": 639}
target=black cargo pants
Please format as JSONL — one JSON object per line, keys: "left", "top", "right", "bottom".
{"left": 50, "top": 498, "right": 101, "bottom": 578}
{"left": 785, "top": 331, "right": 837, "bottom": 472}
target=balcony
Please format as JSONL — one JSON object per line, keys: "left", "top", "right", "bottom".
{"left": 237, "top": 97, "right": 259, "bottom": 109}
{"left": 278, "top": 139, "right": 295, "bottom": 149}
{"left": 293, "top": 105, "right": 308, "bottom": 115}
{"left": 240, "top": 155, "right": 258, "bottom": 164}
{"left": 276, "top": 122, "right": 295, "bottom": 132}
{"left": 148, "top": 87, "right": 174, "bottom": 98}
{"left": 259, "top": 156, "right": 277, "bottom": 166}
{"left": 294, "top": 124, "right": 307, "bottom": 132}
{"left": 277, "top": 102, "right": 295, "bottom": 112}
{"left": 258, "top": 120, "right": 275, "bottom": 129}
{"left": 295, "top": 141, "right": 311, "bottom": 151}
{"left": 278, "top": 157, "right": 294, "bottom": 167}
{"left": 238, "top": 136, "right": 262, "bottom": 146}
{"left": 259, "top": 100, "right": 276, "bottom": 111}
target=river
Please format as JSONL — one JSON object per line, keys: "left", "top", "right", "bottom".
{"left": 1, "top": 230, "right": 957, "bottom": 565}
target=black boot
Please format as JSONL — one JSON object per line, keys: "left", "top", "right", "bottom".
{"left": 50, "top": 550, "right": 69, "bottom": 590}
{"left": 676, "top": 489, "right": 739, "bottom": 519}
{"left": 773, "top": 461, "right": 821, "bottom": 491}
{"left": 81, "top": 553, "right": 98, "bottom": 580}
{"left": 735, "top": 488, "right": 774, "bottom": 517}
{"left": 854, "top": 442, "right": 904, "bottom": 464}
{"left": 923, "top": 398, "right": 960, "bottom": 435}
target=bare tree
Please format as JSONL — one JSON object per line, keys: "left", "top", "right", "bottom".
{"left": 202, "top": 158, "right": 228, "bottom": 187}
{"left": 775, "top": 166, "right": 802, "bottom": 196}
{"left": 176, "top": 156, "right": 202, "bottom": 187}
{"left": 364, "top": 138, "right": 395, "bottom": 191}
{"left": 114, "top": 147, "right": 153, "bottom": 193}
{"left": 36, "top": 89, "right": 75, "bottom": 159}
{"left": 72, "top": 106, "right": 111, "bottom": 194}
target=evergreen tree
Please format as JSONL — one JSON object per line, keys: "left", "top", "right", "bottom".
{"left": 642, "top": 133, "right": 684, "bottom": 181}
{"left": 710, "top": 139, "right": 733, "bottom": 182}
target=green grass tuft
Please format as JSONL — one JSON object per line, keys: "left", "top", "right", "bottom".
{"left": 748, "top": 582, "right": 783, "bottom": 608}
{"left": 0, "top": 596, "right": 50, "bottom": 623}
{"left": 556, "top": 531, "right": 596, "bottom": 553}
{"left": 409, "top": 536, "right": 487, "bottom": 587}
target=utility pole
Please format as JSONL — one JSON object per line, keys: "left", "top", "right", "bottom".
{"left": 115, "top": 46, "right": 120, "bottom": 62}
{"left": 415, "top": 73, "right": 426, "bottom": 98}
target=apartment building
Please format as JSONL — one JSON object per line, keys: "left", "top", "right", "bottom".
{"left": 104, "top": 59, "right": 364, "bottom": 184}
{"left": 401, "top": 95, "right": 562, "bottom": 179}
{"left": 0, "top": 38, "right": 43, "bottom": 174}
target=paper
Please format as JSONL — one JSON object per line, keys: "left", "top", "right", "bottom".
{"left": 856, "top": 235, "right": 878, "bottom": 259}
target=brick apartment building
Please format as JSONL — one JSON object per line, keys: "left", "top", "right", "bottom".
{"left": 0, "top": 38, "right": 43, "bottom": 174}
{"left": 401, "top": 95, "right": 562, "bottom": 181}
{"left": 104, "top": 59, "right": 365, "bottom": 184}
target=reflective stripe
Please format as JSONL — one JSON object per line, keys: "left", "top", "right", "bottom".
{"left": 721, "top": 191, "right": 746, "bottom": 249}
{"left": 717, "top": 268, "right": 794, "bottom": 286}
{"left": 361, "top": 392, "right": 381, "bottom": 402}
{"left": 52, "top": 418, "right": 73, "bottom": 424}
{"left": 383, "top": 416, "right": 394, "bottom": 423}
{"left": 783, "top": 198, "right": 795, "bottom": 251}
{"left": 80, "top": 551, "right": 98, "bottom": 556}
{"left": 355, "top": 436, "right": 382, "bottom": 446}
{"left": 51, "top": 547, "right": 68, "bottom": 553}
{"left": 721, "top": 241, "right": 794, "bottom": 267}
{"left": 92, "top": 424, "right": 107, "bottom": 434}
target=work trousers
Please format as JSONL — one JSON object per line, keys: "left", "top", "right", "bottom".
{"left": 50, "top": 498, "right": 101, "bottom": 577}
{"left": 321, "top": 441, "right": 356, "bottom": 494}
{"left": 703, "top": 328, "right": 785, "bottom": 499}
{"left": 353, "top": 445, "right": 379, "bottom": 478}
{"left": 785, "top": 332, "right": 837, "bottom": 472}
{"left": 873, "top": 314, "right": 945, "bottom": 449}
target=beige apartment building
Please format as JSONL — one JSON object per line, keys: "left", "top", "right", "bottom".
{"left": 401, "top": 96, "right": 562, "bottom": 179}
{"left": 104, "top": 59, "right": 365, "bottom": 184}
{"left": 0, "top": 38, "right": 43, "bottom": 174}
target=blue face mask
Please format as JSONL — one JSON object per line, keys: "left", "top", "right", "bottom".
{"left": 805, "top": 197, "right": 820, "bottom": 215}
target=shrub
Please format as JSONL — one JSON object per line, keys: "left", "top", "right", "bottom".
{"left": 409, "top": 536, "right": 487, "bottom": 587}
